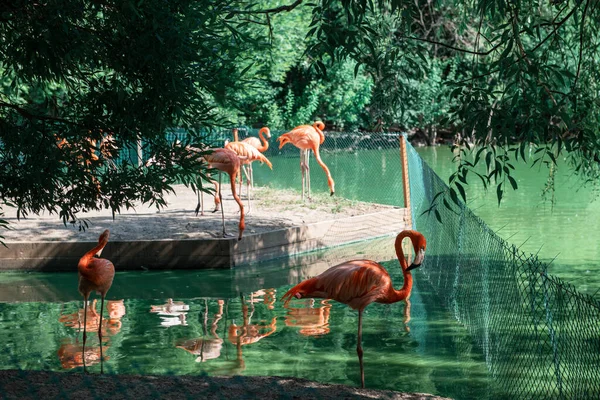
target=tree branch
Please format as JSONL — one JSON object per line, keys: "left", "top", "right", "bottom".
{"left": 396, "top": 34, "right": 503, "bottom": 56}
{"left": 231, "top": 0, "right": 303, "bottom": 15}
{"left": 574, "top": 0, "right": 591, "bottom": 89}
{"left": 455, "top": 2, "right": 582, "bottom": 86}
{"left": 509, "top": 4, "right": 557, "bottom": 106}
{"left": 0, "top": 100, "right": 86, "bottom": 128}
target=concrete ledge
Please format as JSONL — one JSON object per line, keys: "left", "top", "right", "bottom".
{"left": 0, "top": 208, "right": 409, "bottom": 272}
{"left": 0, "top": 235, "right": 404, "bottom": 303}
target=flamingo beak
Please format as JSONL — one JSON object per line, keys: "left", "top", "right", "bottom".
{"left": 406, "top": 249, "right": 425, "bottom": 271}
{"left": 406, "top": 263, "right": 419, "bottom": 271}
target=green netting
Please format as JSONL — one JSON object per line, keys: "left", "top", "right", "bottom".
{"left": 405, "top": 140, "right": 600, "bottom": 399}
{"left": 144, "top": 128, "right": 410, "bottom": 254}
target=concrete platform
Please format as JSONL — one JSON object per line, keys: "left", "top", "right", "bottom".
{"left": 0, "top": 207, "right": 410, "bottom": 271}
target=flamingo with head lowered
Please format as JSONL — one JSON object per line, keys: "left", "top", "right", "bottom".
{"left": 282, "top": 230, "right": 427, "bottom": 388}
{"left": 277, "top": 121, "right": 334, "bottom": 200}
{"left": 202, "top": 147, "right": 246, "bottom": 240}
{"left": 224, "top": 140, "right": 272, "bottom": 213}
{"left": 78, "top": 229, "right": 115, "bottom": 373}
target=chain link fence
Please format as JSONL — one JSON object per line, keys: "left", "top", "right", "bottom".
{"left": 406, "top": 140, "right": 600, "bottom": 399}
{"left": 158, "top": 127, "right": 412, "bottom": 260}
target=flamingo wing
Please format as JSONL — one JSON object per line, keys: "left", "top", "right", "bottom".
{"left": 282, "top": 260, "right": 391, "bottom": 309}
{"left": 277, "top": 125, "right": 320, "bottom": 151}
{"left": 204, "top": 148, "right": 240, "bottom": 172}
{"left": 225, "top": 142, "right": 272, "bottom": 169}
{"left": 242, "top": 137, "right": 261, "bottom": 148}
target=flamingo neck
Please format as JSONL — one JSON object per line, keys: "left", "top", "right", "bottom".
{"left": 258, "top": 129, "right": 269, "bottom": 152}
{"left": 313, "top": 122, "right": 325, "bottom": 144}
{"left": 390, "top": 232, "right": 416, "bottom": 302}
{"left": 79, "top": 240, "right": 108, "bottom": 268}
{"left": 391, "top": 272, "right": 413, "bottom": 303}
{"left": 233, "top": 130, "right": 239, "bottom": 142}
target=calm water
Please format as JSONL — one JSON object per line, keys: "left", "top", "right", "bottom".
{"left": 415, "top": 146, "right": 600, "bottom": 297}
{"left": 254, "top": 146, "right": 600, "bottom": 297}
{"left": 0, "top": 249, "right": 497, "bottom": 399}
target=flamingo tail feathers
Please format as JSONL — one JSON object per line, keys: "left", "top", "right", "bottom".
{"left": 256, "top": 153, "right": 273, "bottom": 169}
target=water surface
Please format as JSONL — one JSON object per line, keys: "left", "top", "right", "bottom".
{"left": 0, "top": 251, "right": 497, "bottom": 399}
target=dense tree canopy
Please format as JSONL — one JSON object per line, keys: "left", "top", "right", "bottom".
{"left": 1, "top": 0, "right": 599, "bottom": 233}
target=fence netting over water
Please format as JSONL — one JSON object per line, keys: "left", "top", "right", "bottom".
{"left": 405, "top": 140, "right": 600, "bottom": 399}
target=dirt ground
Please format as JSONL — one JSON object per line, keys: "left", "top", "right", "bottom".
{"left": 0, "top": 370, "right": 451, "bottom": 400}
{"left": 1, "top": 185, "right": 396, "bottom": 242}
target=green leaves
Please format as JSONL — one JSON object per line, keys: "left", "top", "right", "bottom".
{"left": 0, "top": 0, "right": 269, "bottom": 236}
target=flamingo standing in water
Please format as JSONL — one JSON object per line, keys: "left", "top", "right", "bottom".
{"left": 242, "top": 127, "right": 271, "bottom": 188}
{"left": 282, "top": 230, "right": 427, "bottom": 388}
{"left": 224, "top": 140, "right": 272, "bottom": 213}
{"left": 277, "top": 121, "right": 335, "bottom": 200}
{"left": 78, "top": 229, "right": 115, "bottom": 373}
{"left": 203, "top": 148, "right": 246, "bottom": 240}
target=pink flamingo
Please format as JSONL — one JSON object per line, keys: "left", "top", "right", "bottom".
{"left": 78, "top": 229, "right": 115, "bottom": 373}
{"left": 242, "top": 127, "right": 271, "bottom": 188}
{"left": 224, "top": 140, "right": 272, "bottom": 213}
{"left": 282, "top": 230, "right": 427, "bottom": 388}
{"left": 277, "top": 121, "right": 334, "bottom": 200}
{"left": 203, "top": 148, "right": 246, "bottom": 240}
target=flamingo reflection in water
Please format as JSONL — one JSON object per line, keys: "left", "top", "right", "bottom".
{"left": 57, "top": 342, "right": 105, "bottom": 370}
{"left": 285, "top": 299, "right": 331, "bottom": 337}
{"left": 176, "top": 290, "right": 277, "bottom": 374}
{"left": 57, "top": 299, "right": 126, "bottom": 370}
{"left": 225, "top": 289, "right": 278, "bottom": 372}
{"left": 176, "top": 300, "right": 225, "bottom": 362}
{"left": 150, "top": 299, "right": 189, "bottom": 327}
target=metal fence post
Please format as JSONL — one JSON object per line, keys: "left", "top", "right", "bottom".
{"left": 399, "top": 134, "right": 412, "bottom": 228}
{"left": 136, "top": 138, "right": 143, "bottom": 167}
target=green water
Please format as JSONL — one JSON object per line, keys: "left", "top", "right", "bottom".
{"left": 0, "top": 252, "right": 497, "bottom": 399}
{"left": 254, "top": 147, "right": 600, "bottom": 297}
{"left": 414, "top": 146, "right": 600, "bottom": 297}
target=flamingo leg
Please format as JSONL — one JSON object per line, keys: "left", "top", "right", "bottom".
{"left": 78, "top": 300, "right": 84, "bottom": 341}
{"left": 195, "top": 188, "right": 204, "bottom": 216}
{"left": 98, "top": 294, "right": 105, "bottom": 374}
{"left": 249, "top": 163, "right": 254, "bottom": 189}
{"left": 195, "top": 176, "right": 204, "bottom": 216}
{"left": 312, "top": 145, "right": 335, "bottom": 196}
{"left": 82, "top": 294, "right": 89, "bottom": 373}
{"left": 201, "top": 190, "right": 204, "bottom": 216}
{"left": 300, "top": 151, "right": 304, "bottom": 201}
{"left": 357, "top": 309, "right": 365, "bottom": 388}
{"left": 218, "top": 172, "right": 227, "bottom": 238}
{"left": 306, "top": 150, "right": 311, "bottom": 200}
{"left": 238, "top": 166, "right": 243, "bottom": 197}
{"left": 229, "top": 170, "right": 245, "bottom": 241}
{"left": 298, "top": 149, "right": 311, "bottom": 200}
{"left": 211, "top": 178, "right": 221, "bottom": 213}
{"left": 246, "top": 164, "right": 252, "bottom": 214}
